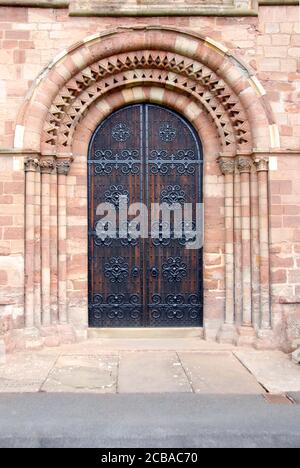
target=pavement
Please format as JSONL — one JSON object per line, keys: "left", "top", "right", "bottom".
{"left": 0, "top": 338, "right": 299, "bottom": 448}
{"left": 0, "top": 393, "right": 300, "bottom": 448}
{"left": 0, "top": 338, "right": 299, "bottom": 394}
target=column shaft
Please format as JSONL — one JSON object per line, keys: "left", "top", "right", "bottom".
{"left": 238, "top": 158, "right": 253, "bottom": 327}
{"left": 219, "top": 158, "right": 235, "bottom": 326}
{"left": 255, "top": 159, "right": 272, "bottom": 330}
{"left": 57, "top": 158, "right": 73, "bottom": 324}
{"left": 50, "top": 170, "right": 58, "bottom": 324}
{"left": 34, "top": 168, "right": 41, "bottom": 327}
{"left": 24, "top": 158, "right": 39, "bottom": 329}
{"left": 40, "top": 159, "right": 55, "bottom": 327}
{"left": 234, "top": 171, "right": 242, "bottom": 325}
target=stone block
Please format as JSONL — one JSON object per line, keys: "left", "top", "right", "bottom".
{"left": 292, "top": 346, "right": 300, "bottom": 364}
{"left": 0, "top": 339, "right": 5, "bottom": 365}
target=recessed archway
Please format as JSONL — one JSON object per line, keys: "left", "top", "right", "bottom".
{"left": 18, "top": 27, "right": 279, "bottom": 348}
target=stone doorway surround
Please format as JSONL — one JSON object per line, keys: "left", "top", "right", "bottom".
{"left": 11, "top": 27, "right": 282, "bottom": 351}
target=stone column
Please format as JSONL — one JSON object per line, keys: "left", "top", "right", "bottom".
{"left": 233, "top": 170, "right": 242, "bottom": 326}
{"left": 250, "top": 168, "right": 260, "bottom": 329}
{"left": 24, "top": 157, "right": 40, "bottom": 329}
{"left": 217, "top": 157, "right": 237, "bottom": 343}
{"left": 34, "top": 166, "right": 42, "bottom": 328}
{"left": 40, "top": 158, "right": 56, "bottom": 328}
{"left": 56, "top": 158, "right": 73, "bottom": 326}
{"left": 50, "top": 167, "right": 58, "bottom": 325}
{"left": 254, "top": 157, "right": 275, "bottom": 348}
{"left": 236, "top": 157, "right": 255, "bottom": 345}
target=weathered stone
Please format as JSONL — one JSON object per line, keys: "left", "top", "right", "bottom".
{"left": 292, "top": 347, "right": 300, "bottom": 364}
{"left": 0, "top": 340, "right": 5, "bottom": 365}
{"left": 0, "top": 4, "right": 299, "bottom": 356}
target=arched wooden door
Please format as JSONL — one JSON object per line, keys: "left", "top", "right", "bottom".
{"left": 88, "top": 104, "right": 203, "bottom": 328}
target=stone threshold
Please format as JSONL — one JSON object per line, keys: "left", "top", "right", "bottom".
{"left": 88, "top": 327, "right": 204, "bottom": 339}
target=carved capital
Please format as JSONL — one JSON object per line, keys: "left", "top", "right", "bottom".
{"left": 218, "top": 158, "right": 235, "bottom": 176}
{"left": 254, "top": 158, "right": 269, "bottom": 172}
{"left": 39, "top": 158, "right": 56, "bottom": 174}
{"left": 56, "top": 157, "right": 74, "bottom": 176}
{"left": 237, "top": 157, "right": 252, "bottom": 173}
{"left": 24, "top": 157, "right": 40, "bottom": 173}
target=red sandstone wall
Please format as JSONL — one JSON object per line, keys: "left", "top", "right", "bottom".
{"left": 0, "top": 154, "right": 24, "bottom": 337}
{"left": 0, "top": 5, "right": 299, "bottom": 345}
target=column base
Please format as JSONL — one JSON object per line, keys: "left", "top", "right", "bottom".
{"left": 40, "top": 325, "right": 61, "bottom": 348}
{"left": 254, "top": 328, "right": 279, "bottom": 350}
{"left": 23, "top": 327, "right": 44, "bottom": 351}
{"left": 0, "top": 339, "right": 5, "bottom": 364}
{"left": 217, "top": 323, "right": 237, "bottom": 344}
{"left": 235, "top": 326, "right": 256, "bottom": 347}
{"left": 292, "top": 347, "right": 300, "bottom": 364}
{"left": 57, "top": 323, "right": 76, "bottom": 345}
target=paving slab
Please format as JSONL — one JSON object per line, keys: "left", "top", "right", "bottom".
{"left": 234, "top": 350, "right": 300, "bottom": 394}
{"left": 118, "top": 351, "right": 192, "bottom": 393}
{"left": 288, "top": 393, "right": 300, "bottom": 404}
{"left": 41, "top": 354, "right": 118, "bottom": 393}
{"left": 0, "top": 353, "right": 57, "bottom": 393}
{"left": 178, "top": 352, "right": 263, "bottom": 394}
{"left": 53, "top": 338, "right": 234, "bottom": 354}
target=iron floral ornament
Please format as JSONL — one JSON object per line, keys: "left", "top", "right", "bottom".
{"left": 162, "top": 257, "right": 188, "bottom": 283}
{"left": 104, "top": 184, "right": 129, "bottom": 208}
{"left": 112, "top": 123, "right": 131, "bottom": 142}
{"left": 160, "top": 185, "right": 186, "bottom": 206}
{"left": 104, "top": 257, "right": 129, "bottom": 284}
{"left": 159, "top": 122, "right": 177, "bottom": 143}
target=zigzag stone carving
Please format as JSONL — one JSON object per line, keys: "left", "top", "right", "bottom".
{"left": 42, "top": 51, "right": 251, "bottom": 155}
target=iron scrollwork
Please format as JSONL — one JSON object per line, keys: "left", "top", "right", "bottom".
{"left": 160, "top": 185, "right": 186, "bottom": 206}
{"left": 149, "top": 150, "right": 198, "bottom": 176}
{"left": 112, "top": 123, "right": 131, "bottom": 142}
{"left": 149, "top": 294, "right": 201, "bottom": 325}
{"left": 104, "top": 184, "right": 129, "bottom": 208}
{"left": 93, "top": 149, "right": 140, "bottom": 175}
{"left": 104, "top": 257, "right": 129, "bottom": 284}
{"left": 162, "top": 257, "right": 188, "bottom": 283}
{"left": 159, "top": 122, "right": 177, "bottom": 142}
{"left": 89, "top": 294, "right": 142, "bottom": 326}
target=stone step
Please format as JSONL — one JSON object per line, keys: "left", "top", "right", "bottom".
{"left": 88, "top": 327, "right": 204, "bottom": 339}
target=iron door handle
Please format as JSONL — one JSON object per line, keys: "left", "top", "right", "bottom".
{"left": 150, "top": 267, "right": 159, "bottom": 278}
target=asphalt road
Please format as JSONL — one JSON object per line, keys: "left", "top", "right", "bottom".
{"left": 0, "top": 393, "right": 300, "bottom": 448}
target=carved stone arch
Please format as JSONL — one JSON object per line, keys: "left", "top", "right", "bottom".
{"left": 15, "top": 27, "right": 277, "bottom": 154}
{"left": 71, "top": 86, "right": 221, "bottom": 160}
{"left": 56, "top": 77, "right": 234, "bottom": 156}
{"left": 19, "top": 27, "right": 278, "bottom": 349}
{"left": 41, "top": 50, "right": 253, "bottom": 156}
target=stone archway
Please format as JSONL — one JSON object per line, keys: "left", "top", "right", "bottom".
{"left": 18, "top": 27, "right": 279, "bottom": 348}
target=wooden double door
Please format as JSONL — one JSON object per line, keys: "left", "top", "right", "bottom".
{"left": 88, "top": 104, "right": 203, "bottom": 328}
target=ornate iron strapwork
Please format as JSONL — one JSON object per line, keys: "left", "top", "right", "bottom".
{"left": 104, "top": 184, "right": 129, "bottom": 207}
{"left": 159, "top": 122, "right": 177, "bottom": 142}
{"left": 162, "top": 257, "right": 188, "bottom": 283}
{"left": 112, "top": 123, "right": 131, "bottom": 142}
{"left": 89, "top": 294, "right": 142, "bottom": 327}
{"left": 91, "top": 149, "right": 140, "bottom": 175}
{"left": 104, "top": 257, "right": 130, "bottom": 283}
{"left": 88, "top": 104, "right": 203, "bottom": 329}
{"left": 149, "top": 294, "right": 202, "bottom": 327}
{"left": 149, "top": 149, "right": 201, "bottom": 175}
{"left": 160, "top": 185, "right": 186, "bottom": 206}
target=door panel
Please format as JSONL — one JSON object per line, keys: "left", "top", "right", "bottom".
{"left": 88, "top": 105, "right": 143, "bottom": 327}
{"left": 88, "top": 104, "right": 203, "bottom": 328}
{"left": 146, "top": 105, "right": 203, "bottom": 327}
